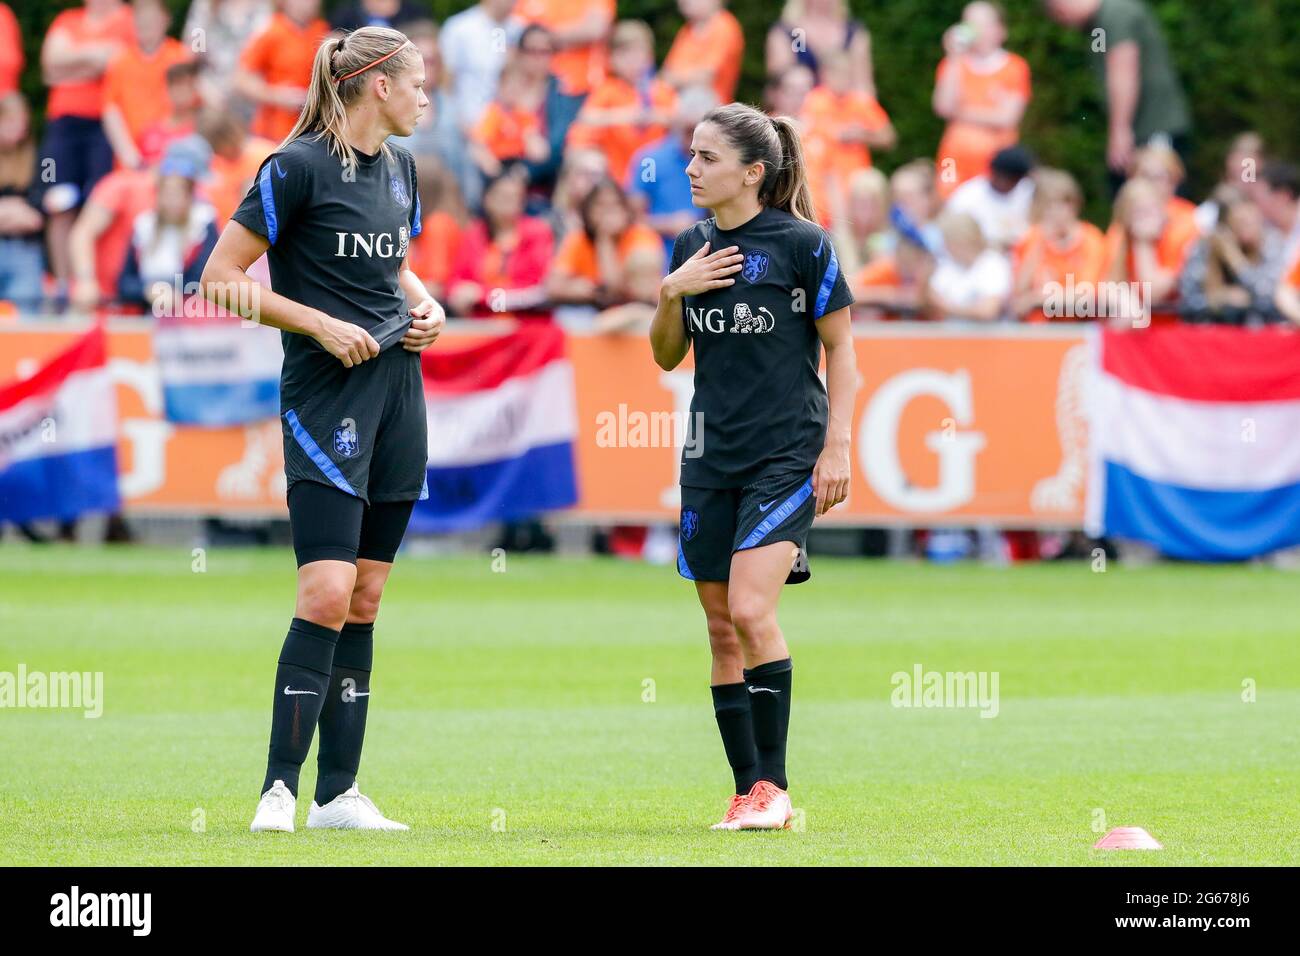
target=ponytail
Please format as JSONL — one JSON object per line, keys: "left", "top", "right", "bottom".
{"left": 699, "top": 103, "right": 818, "bottom": 223}
{"left": 280, "top": 27, "right": 420, "bottom": 174}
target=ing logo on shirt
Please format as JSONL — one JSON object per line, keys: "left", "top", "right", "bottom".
{"left": 685, "top": 302, "right": 776, "bottom": 334}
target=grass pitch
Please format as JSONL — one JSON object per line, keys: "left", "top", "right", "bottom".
{"left": 1, "top": 544, "right": 1297, "bottom": 866}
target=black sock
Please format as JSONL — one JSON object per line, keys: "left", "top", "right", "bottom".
{"left": 711, "top": 682, "right": 760, "bottom": 795}
{"left": 744, "top": 658, "right": 793, "bottom": 790}
{"left": 262, "top": 618, "right": 338, "bottom": 798}
{"left": 314, "top": 621, "right": 374, "bottom": 806}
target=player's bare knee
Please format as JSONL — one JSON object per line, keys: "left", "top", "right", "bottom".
{"left": 297, "top": 577, "right": 353, "bottom": 630}
{"left": 347, "top": 582, "right": 383, "bottom": 624}
{"left": 706, "top": 616, "right": 742, "bottom": 662}
{"left": 727, "top": 596, "right": 774, "bottom": 642}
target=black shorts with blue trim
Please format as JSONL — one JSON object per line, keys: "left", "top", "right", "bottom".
{"left": 677, "top": 472, "right": 814, "bottom": 585}
{"left": 280, "top": 344, "right": 428, "bottom": 506}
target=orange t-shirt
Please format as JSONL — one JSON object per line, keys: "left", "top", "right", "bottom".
{"left": 566, "top": 75, "right": 677, "bottom": 184}
{"left": 102, "top": 38, "right": 192, "bottom": 142}
{"left": 0, "top": 3, "right": 22, "bottom": 98}
{"left": 206, "top": 136, "right": 275, "bottom": 226}
{"left": 45, "top": 5, "right": 137, "bottom": 120}
{"left": 86, "top": 168, "right": 155, "bottom": 300}
{"left": 553, "top": 223, "right": 662, "bottom": 284}
{"left": 407, "top": 211, "right": 461, "bottom": 290}
{"left": 473, "top": 103, "right": 542, "bottom": 161}
{"left": 239, "top": 13, "right": 329, "bottom": 143}
{"left": 1286, "top": 255, "right": 1300, "bottom": 290}
{"left": 801, "top": 87, "right": 890, "bottom": 227}
{"left": 516, "top": 0, "right": 614, "bottom": 97}
{"left": 935, "top": 51, "right": 1031, "bottom": 199}
{"left": 1013, "top": 222, "right": 1108, "bottom": 323}
{"left": 662, "top": 10, "right": 744, "bottom": 104}
{"left": 1104, "top": 199, "right": 1201, "bottom": 282}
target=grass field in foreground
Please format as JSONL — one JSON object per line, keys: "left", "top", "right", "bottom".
{"left": 0, "top": 544, "right": 1297, "bottom": 866}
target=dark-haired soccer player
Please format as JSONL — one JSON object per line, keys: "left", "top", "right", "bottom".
{"left": 650, "top": 102, "right": 856, "bottom": 830}
{"left": 202, "top": 26, "right": 443, "bottom": 832}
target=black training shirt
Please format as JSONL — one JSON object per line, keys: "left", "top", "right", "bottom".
{"left": 231, "top": 133, "right": 422, "bottom": 383}
{"left": 670, "top": 205, "right": 853, "bottom": 489}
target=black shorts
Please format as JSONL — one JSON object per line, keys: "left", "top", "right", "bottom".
{"left": 677, "top": 472, "right": 815, "bottom": 585}
{"left": 38, "top": 116, "right": 114, "bottom": 212}
{"left": 280, "top": 345, "right": 428, "bottom": 505}
{"left": 287, "top": 480, "right": 415, "bottom": 567}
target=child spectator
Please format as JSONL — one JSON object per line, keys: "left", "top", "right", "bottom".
{"left": 516, "top": 0, "right": 615, "bottom": 98}
{"left": 946, "top": 145, "right": 1035, "bottom": 250}
{"left": 853, "top": 232, "right": 934, "bottom": 322}
{"left": 548, "top": 177, "right": 664, "bottom": 327}
{"left": 470, "top": 57, "right": 549, "bottom": 179}
{"left": 101, "top": 0, "right": 192, "bottom": 171}
{"left": 626, "top": 85, "right": 714, "bottom": 264}
{"left": 136, "top": 61, "right": 205, "bottom": 169}
{"left": 1103, "top": 176, "right": 1200, "bottom": 323}
{"left": 1127, "top": 143, "right": 1198, "bottom": 227}
{"left": 546, "top": 147, "right": 607, "bottom": 242}
{"left": 0, "top": 93, "right": 45, "bottom": 311}
{"left": 197, "top": 109, "right": 274, "bottom": 226}
{"left": 801, "top": 48, "right": 895, "bottom": 228}
{"left": 889, "top": 159, "right": 943, "bottom": 254}
{"left": 1196, "top": 132, "right": 1265, "bottom": 234}
{"left": 1255, "top": 162, "right": 1300, "bottom": 273}
{"left": 38, "top": 0, "right": 136, "bottom": 297}
{"left": 236, "top": 0, "right": 329, "bottom": 143}
{"left": 767, "top": 64, "right": 814, "bottom": 120}
{"left": 927, "top": 212, "right": 1011, "bottom": 322}
{"left": 406, "top": 161, "right": 465, "bottom": 302}
{"left": 565, "top": 20, "right": 676, "bottom": 184}
{"left": 1180, "top": 187, "right": 1285, "bottom": 325}
{"left": 117, "top": 151, "right": 219, "bottom": 313}
{"left": 766, "top": 0, "right": 876, "bottom": 96}
{"left": 661, "top": 0, "right": 745, "bottom": 104}
{"left": 933, "top": 1, "right": 1030, "bottom": 200}
{"left": 832, "top": 166, "right": 891, "bottom": 281}
{"left": 447, "top": 165, "right": 553, "bottom": 320}
{"left": 1011, "top": 168, "right": 1106, "bottom": 322}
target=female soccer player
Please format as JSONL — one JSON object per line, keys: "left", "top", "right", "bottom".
{"left": 200, "top": 26, "right": 444, "bottom": 832}
{"left": 650, "top": 103, "right": 856, "bottom": 830}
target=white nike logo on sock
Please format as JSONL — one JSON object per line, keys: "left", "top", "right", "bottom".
{"left": 747, "top": 686, "right": 781, "bottom": 695}
{"left": 283, "top": 686, "right": 319, "bottom": 696}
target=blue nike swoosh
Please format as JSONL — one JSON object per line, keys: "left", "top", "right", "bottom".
{"left": 274, "top": 159, "right": 287, "bottom": 179}
{"left": 812, "top": 235, "right": 824, "bottom": 258}
{"left": 758, "top": 500, "right": 776, "bottom": 512}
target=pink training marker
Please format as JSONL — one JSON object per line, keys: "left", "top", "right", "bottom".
{"left": 1094, "top": 826, "right": 1163, "bottom": 850}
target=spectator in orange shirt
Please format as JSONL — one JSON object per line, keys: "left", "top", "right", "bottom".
{"left": 801, "top": 49, "right": 895, "bottom": 228}
{"left": 766, "top": 0, "right": 877, "bottom": 97}
{"left": 0, "top": 3, "right": 21, "bottom": 98}
{"left": 548, "top": 176, "right": 664, "bottom": 329}
{"left": 406, "top": 161, "right": 465, "bottom": 301}
{"left": 0, "top": 92, "right": 45, "bottom": 311}
{"left": 516, "top": 0, "right": 614, "bottom": 98}
{"left": 38, "top": 0, "right": 137, "bottom": 293}
{"left": 1127, "top": 143, "right": 1198, "bottom": 226}
{"left": 1104, "top": 176, "right": 1200, "bottom": 324}
{"left": 447, "top": 166, "right": 554, "bottom": 320}
{"left": 101, "top": 0, "right": 192, "bottom": 171}
{"left": 661, "top": 0, "right": 745, "bottom": 105}
{"left": 1011, "top": 168, "right": 1107, "bottom": 322}
{"left": 933, "top": 1, "right": 1030, "bottom": 200}
{"left": 197, "top": 109, "right": 274, "bottom": 226}
{"left": 136, "top": 61, "right": 205, "bottom": 169}
{"left": 566, "top": 21, "right": 676, "bottom": 185}
{"left": 470, "top": 58, "right": 549, "bottom": 179}
{"left": 236, "top": 0, "right": 329, "bottom": 144}
{"left": 852, "top": 232, "right": 935, "bottom": 322}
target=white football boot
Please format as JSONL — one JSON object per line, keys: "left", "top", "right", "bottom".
{"left": 306, "top": 783, "right": 409, "bottom": 831}
{"left": 250, "top": 779, "right": 296, "bottom": 832}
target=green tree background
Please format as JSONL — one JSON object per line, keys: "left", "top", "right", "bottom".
{"left": 16, "top": 0, "right": 1300, "bottom": 224}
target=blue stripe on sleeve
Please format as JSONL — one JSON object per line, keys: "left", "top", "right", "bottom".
{"left": 411, "top": 192, "right": 422, "bottom": 238}
{"left": 258, "top": 164, "right": 279, "bottom": 245}
{"left": 284, "top": 409, "right": 357, "bottom": 496}
{"left": 814, "top": 240, "right": 839, "bottom": 319}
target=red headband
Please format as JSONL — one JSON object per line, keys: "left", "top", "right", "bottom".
{"left": 334, "top": 43, "right": 408, "bottom": 84}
